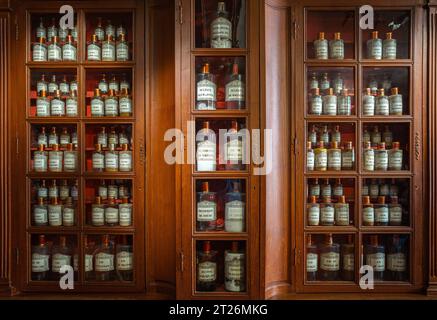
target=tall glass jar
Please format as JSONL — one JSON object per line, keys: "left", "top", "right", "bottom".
{"left": 319, "top": 234, "right": 340, "bottom": 280}
{"left": 197, "top": 182, "right": 217, "bottom": 231}
{"left": 375, "top": 142, "right": 388, "bottom": 171}
{"left": 367, "top": 31, "right": 382, "bottom": 59}
{"left": 62, "top": 35, "right": 77, "bottom": 61}
{"left": 320, "top": 196, "right": 335, "bottom": 226}
{"left": 36, "top": 90, "right": 50, "bottom": 117}
{"left": 389, "top": 87, "right": 403, "bottom": 115}
{"left": 119, "top": 144, "right": 132, "bottom": 172}
{"left": 306, "top": 235, "right": 318, "bottom": 281}
{"left": 47, "top": 36, "right": 62, "bottom": 62}
{"left": 383, "top": 32, "right": 397, "bottom": 59}
{"left": 329, "top": 32, "right": 344, "bottom": 60}
{"left": 365, "top": 235, "right": 385, "bottom": 281}
{"left": 309, "top": 88, "right": 322, "bottom": 115}
{"left": 362, "top": 88, "right": 375, "bottom": 116}
{"left": 91, "top": 89, "right": 105, "bottom": 117}
{"left": 341, "top": 235, "right": 355, "bottom": 281}
{"left": 48, "top": 144, "right": 63, "bottom": 172}
{"left": 307, "top": 195, "right": 320, "bottom": 226}
{"left": 314, "top": 32, "right": 328, "bottom": 59}
{"left": 375, "top": 89, "right": 389, "bottom": 116}
{"left": 337, "top": 89, "right": 351, "bottom": 115}
{"left": 102, "top": 35, "right": 116, "bottom": 62}
{"left": 33, "top": 37, "right": 47, "bottom": 62}
{"left": 224, "top": 242, "right": 245, "bottom": 292}
{"left": 224, "top": 182, "right": 245, "bottom": 233}
{"left": 116, "top": 33, "right": 129, "bottom": 61}
{"left": 210, "top": 2, "right": 232, "bottom": 48}
{"left": 87, "top": 34, "right": 101, "bottom": 61}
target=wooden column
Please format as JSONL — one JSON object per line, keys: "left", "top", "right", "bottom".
{"left": 428, "top": 1, "right": 437, "bottom": 296}
{"left": 0, "top": 1, "right": 11, "bottom": 296}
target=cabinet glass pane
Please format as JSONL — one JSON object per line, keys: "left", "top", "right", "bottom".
{"left": 195, "top": 0, "right": 246, "bottom": 49}
{"left": 307, "top": 67, "right": 355, "bottom": 116}
{"left": 306, "top": 10, "right": 355, "bottom": 60}
{"left": 361, "top": 10, "right": 411, "bottom": 60}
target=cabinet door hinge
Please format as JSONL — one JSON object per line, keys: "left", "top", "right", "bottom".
{"left": 178, "top": 0, "right": 184, "bottom": 25}
{"left": 180, "top": 251, "right": 185, "bottom": 272}
{"left": 292, "top": 137, "right": 298, "bottom": 155}
{"left": 292, "top": 20, "right": 298, "bottom": 40}
{"left": 16, "top": 137, "right": 19, "bottom": 155}
{"left": 15, "top": 248, "right": 19, "bottom": 265}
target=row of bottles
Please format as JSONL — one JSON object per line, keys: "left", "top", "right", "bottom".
{"left": 307, "top": 195, "right": 351, "bottom": 226}
{"left": 363, "top": 141, "right": 404, "bottom": 171}
{"left": 35, "top": 17, "right": 78, "bottom": 42}
{"left": 35, "top": 127, "right": 78, "bottom": 149}
{"left": 90, "top": 89, "right": 132, "bottom": 117}
{"left": 94, "top": 126, "right": 131, "bottom": 148}
{"left": 91, "top": 18, "right": 128, "bottom": 42}
{"left": 35, "top": 74, "right": 78, "bottom": 96}
{"left": 33, "top": 144, "right": 78, "bottom": 173}
{"left": 308, "top": 88, "right": 352, "bottom": 116}
{"left": 87, "top": 34, "right": 130, "bottom": 62}
{"left": 32, "top": 235, "right": 133, "bottom": 282}
{"left": 366, "top": 31, "right": 397, "bottom": 60}
{"left": 93, "top": 180, "right": 131, "bottom": 201}
{"left": 313, "top": 32, "right": 345, "bottom": 60}
{"left": 91, "top": 196, "right": 132, "bottom": 227}
{"left": 33, "top": 35, "right": 77, "bottom": 62}
{"left": 362, "top": 195, "right": 404, "bottom": 226}
{"left": 91, "top": 73, "right": 131, "bottom": 96}
{"left": 362, "top": 87, "right": 403, "bottom": 116}
{"left": 307, "top": 141, "right": 355, "bottom": 171}
{"left": 307, "top": 124, "right": 350, "bottom": 148}
{"left": 92, "top": 144, "right": 132, "bottom": 172}
{"left": 36, "top": 90, "right": 78, "bottom": 117}
{"left": 33, "top": 197, "right": 77, "bottom": 227}
{"left": 197, "top": 241, "right": 245, "bottom": 292}
{"left": 33, "top": 179, "right": 79, "bottom": 202}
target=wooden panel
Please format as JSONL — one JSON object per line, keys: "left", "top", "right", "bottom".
{"left": 428, "top": 5, "right": 437, "bottom": 296}
{"left": 262, "top": 0, "right": 292, "bottom": 298}
{"left": 146, "top": 0, "right": 176, "bottom": 297}
{"left": 0, "top": 11, "right": 11, "bottom": 294}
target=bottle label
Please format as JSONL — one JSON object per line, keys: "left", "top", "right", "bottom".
{"left": 36, "top": 99, "right": 50, "bottom": 116}
{"left": 119, "top": 206, "right": 132, "bottom": 226}
{"left": 307, "top": 152, "right": 314, "bottom": 170}
{"left": 389, "top": 151, "right": 403, "bottom": 170}
{"left": 387, "top": 253, "right": 406, "bottom": 272}
{"left": 321, "top": 186, "right": 331, "bottom": 197}
{"left": 389, "top": 95, "right": 403, "bottom": 115}
{"left": 320, "top": 80, "right": 330, "bottom": 91}
{"left": 225, "top": 252, "right": 244, "bottom": 280}
{"left": 226, "top": 139, "right": 243, "bottom": 162}
{"left": 48, "top": 45, "right": 61, "bottom": 61}
{"left": 372, "top": 133, "right": 382, "bottom": 144}
{"left": 97, "top": 134, "right": 107, "bottom": 147}
{"left": 375, "top": 152, "right": 388, "bottom": 170}
{"left": 109, "top": 82, "right": 119, "bottom": 92}
{"left": 49, "top": 187, "right": 58, "bottom": 198}
{"left": 92, "top": 153, "right": 105, "bottom": 169}
{"left": 363, "top": 207, "right": 375, "bottom": 223}
{"left": 70, "top": 82, "right": 78, "bottom": 92}
{"left": 64, "top": 153, "right": 77, "bottom": 170}
{"left": 308, "top": 206, "right": 320, "bottom": 225}
{"left": 375, "top": 207, "right": 389, "bottom": 223}
{"left": 380, "top": 184, "right": 389, "bottom": 196}
{"left": 34, "top": 154, "right": 47, "bottom": 171}
{"left": 320, "top": 252, "right": 340, "bottom": 271}
{"left": 225, "top": 80, "right": 245, "bottom": 102}
{"left": 309, "top": 132, "right": 317, "bottom": 145}
{"left": 315, "top": 150, "right": 327, "bottom": 170}
{"left": 362, "top": 185, "right": 369, "bottom": 196}
{"left": 315, "top": 41, "right": 328, "bottom": 59}
{"left": 342, "top": 152, "right": 353, "bottom": 169}
{"left": 363, "top": 95, "right": 375, "bottom": 116}
{"left": 119, "top": 135, "right": 129, "bottom": 145}
{"left": 108, "top": 135, "right": 118, "bottom": 146}
{"left": 58, "top": 28, "right": 68, "bottom": 41}
{"left": 99, "top": 186, "right": 108, "bottom": 199}
{"left": 307, "top": 253, "right": 318, "bottom": 272}
{"left": 99, "top": 82, "right": 108, "bottom": 93}
{"left": 36, "top": 28, "right": 46, "bottom": 39}
{"left": 321, "top": 206, "right": 334, "bottom": 223}
{"left": 383, "top": 41, "right": 397, "bottom": 59}
{"left": 49, "top": 135, "right": 58, "bottom": 146}
{"left": 85, "top": 254, "right": 93, "bottom": 272}
{"left": 119, "top": 153, "right": 132, "bottom": 171}
{"left": 63, "top": 207, "right": 75, "bottom": 225}
{"left": 211, "top": 17, "right": 232, "bottom": 40}
{"left": 343, "top": 253, "right": 355, "bottom": 271}
{"left": 51, "top": 99, "right": 65, "bottom": 116}
{"left": 323, "top": 96, "right": 337, "bottom": 115}
{"left": 116, "top": 43, "right": 129, "bottom": 61}
{"left": 198, "top": 261, "right": 217, "bottom": 282}
{"left": 102, "top": 43, "right": 115, "bottom": 61}
{"left": 376, "top": 97, "right": 389, "bottom": 115}
{"left": 59, "top": 186, "right": 69, "bottom": 199}
{"left": 95, "top": 253, "right": 115, "bottom": 272}
{"left": 120, "top": 82, "right": 130, "bottom": 91}
{"left": 37, "top": 82, "right": 48, "bottom": 93}
{"left": 105, "top": 207, "right": 119, "bottom": 224}
{"left": 49, "top": 205, "right": 62, "bottom": 226}
{"left": 48, "top": 82, "right": 58, "bottom": 94}
{"left": 119, "top": 97, "right": 132, "bottom": 114}
{"left": 370, "top": 41, "right": 382, "bottom": 58}
{"left": 52, "top": 253, "right": 71, "bottom": 273}
{"left": 49, "top": 154, "right": 62, "bottom": 171}
{"left": 95, "top": 29, "right": 104, "bottom": 41}
{"left": 225, "top": 200, "right": 245, "bottom": 220}
{"left": 105, "top": 154, "right": 118, "bottom": 169}
{"left": 389, "top": 206, "right": 403, "bottom": 223}
{"left": 328, "top": 150, "right": 341, "bottom": 169}
{"left": 370, "top": 184, "right": 379, "bottom": 198}
{"left": 337, "top": 96, "right": 351, "bottom": 115}
{"left": 63, "top": 44, "right": 77, "bottom": 61}
{"left": 197, "top": 80, "right": 216, "bottom": 101}
{"left": 310, "top": 96, "right": 322, "bottom": 115}
{"left": 91, "top": 99, "right": 104, "bottom": 116}
{"left": 106, "top": 27, "right": 115, "bottom": 38}
{"left": 34, "top": 207, "right": 48, "bottom": 224}
{"left": 92, "top": 207, "right": 105, "bottom": 225}
{"left": 197, "top": 200, "right": 217, "bottom": 221}
{"left": 333, "top": 186, "right": 343, "bottom": 197}
{"left": 108, "top": 186, "right": 118, "bottom": 199}
{"left": 32, "top": 253, "right": 50, "bottom": 272}
{"left": 47, "top": 28, "right": 57, "bottom": 40}
{"left": 310, "top": 185, "right": 320, "bottom": 197}
{"left": 309, "top": 79, "right": 319, "bottom": 90}
{"left": 196, "top": 141, "right": 216, "bottom": 170}
{"left": 33, "top": 44, "right": 47, "bottom": 61}
{"left": 367, "top": 253, "right": 385, "bottom": 271}
{"left": 335, "top": 205, "right": 349, "bottom": 225}
{"left": 105, "top": 99, "right": 118, "bottom": 116}
{"left": 117, "top": 251, "right": 133, "bottom": 271}
{"left": 66, "top": 99, "right": 78, "bottom": 116}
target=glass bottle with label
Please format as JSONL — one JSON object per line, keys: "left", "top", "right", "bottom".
{"left": 62, "top": 197, "right": 75, "bottom": 227}
{"left": 331, "top": 125, "right": 341, "bottom": 146}
{"left": 69, "top": 76, "right": 78, "bottom": 94}
{"left": 362, "top": 181, "right": 369, "bottom": 197}
{"left": 108, "top": 181, "right": 119, "bottom": 200}
{"left": 382, "top": 125, "right": 393, "bottom": 149}
{"left": 108, "top": 127, "right": 119, "bottom": 146}
{"left": 363, "top": 128, "right": 371, "bottom": 144}
{"left": 389, "top": 196, "right": 403, "bottom": 226}
{"left": 225, "top": 121, "right": 244, "bottom": 170}
{"left": 225, "top": 242, "right": 245, "bottom": 292}
{"left": 105, "top": 197, "right": 119, "bottom": 226}
{"left": 65, "top": 90, "right": 78, "bottom": 117}
{"left": 377, "top": 178, "right": 389, "bottom": 196}
{"left": 307, "top": 142, "right": 314, "bottom": 171}
{"left": 335, "top": 196, "right": 350, "bottom": 226}
{"left": 371, "top": 126, "right": 381, "bottom": 147}
{"left": 119, "top": 128, "right": 129, "bottom": 145}
{"left": 48, "top": 126, "right": 58, "bottom": 147}
{"left": 62, "top": 35, "right": 77, "bottom": 61}
{"left": 389, "top": 87, "right": 403, "bottom": 115}
{"left": 323, "top": 88, "right": 337, "bottom": 115}
{"left": 109, "top": 74, "right": 119, "bottom": 93}
{"left": 92, "top": 143, "right": 105, "bottom": 172}
{"left": 47, "top": 18, "right": 58, "bottom": 40}
{"left": 314, "top": 141, "right": 328, "bottom": 171}
{"left": 197, "top": 241, "right": 217, "bottom": 291}
{"left": 307, "top": 195, "right": 320, "bottom": 226}
{"left": 48, "top": 36, "right": 62, "bottom": 62}
{"left": 98, "top": 180, "right": 108, "bottom": 200}
{"left": 375, "top": 196, "right": 389, "bottom": 226}
{"left": 308, "top": 125, "right": 317, "bottom": 147}
{"left": 362, "top": 196, "right": 375, "bottom": 226}
{"left": 84, "top": 236, "right": 95, "bottom": 280}
{"left": 225, "top": 63, "right": 245, "bottom": 109}
{"left": 309, "top": 72, "right": 319, "bottom": 90}
{"left": 120, "top": 73, "right": 130, "bottom": 92}
{"left": 319, "top": 234, "right": 340, "bottom": 280}
{"left": 33, "top": 197, "right": 48, "bottom": 226}
{"left": 36, "top": 17, "right": 46, "bottom": 39}
{"left": 105, "top": 89, "right": 119, "bottom": 117}
{"left": 92, "top": 196, "right": 105, "bottom": 226}
{"left": 48, "top": 144, "right": 63, "bottom": 172}
{"left": 33, "top": 37, "right": 47, "bottom": 62}
{"left": 375, "top": 89, "right": 389, "bottom": 116}
{"left": 320, "top": 73, "right": 330, "bottom": 93}
{"left": 97, "top": 127, "right": 108, "bottom": 148}
{"left": 383, "top": 32, "right": 397, "bottom": 59}
{"left": 59, "top": 127, "right": 70, "bottom": 147}
{"left": 328, "top": 141, "right": 341, "bottom": 171}
{"left": 314, "top": 32, "right": 328, "bottom": 59}
{"left": 105, "top": 20, "right": 115, "bottom": 39}
{"left": 197, "top": 182, "right": 217, "bottom": 231}
{"left": 116, "top": 33, "right": 129, "bottom": 61}
{"left": 365, "top": 235, "right": 385, "bottom": 281}
{"left": 119, "top": 197, "right": 132, "bottom": 227}
{"left": 116, "top": 236, "right": 133, "bottom": 281}
{"left": 59, "top": 180, "right": 69, "bottom": 201}
{"left": 64, "top": 143, "right": 77, "bottom": 173}
{"left": 342, "top": 141, "right": 354, "bottom": 170}
{"left": 50, "top": 90, "right": 65, "bottom": 116}
{"left": 71, "top": 180, "right": 78, "bottom": 202}
{"left": 119, "top": 183, "right": 130, "bottom": 198}
{"left": 333, "top": 179, "right": 343, "bottom": 200}
{"left": 333, "top": 73, "right": 344, "bottom": 95}
{"left": 119, "top": 144, "right": 132, "bottom": 172}
{"left": 309, "top": 178, "right": 320, "bottom": 198}
{"left": 341, "top": 235, "right": 355, "bottom": 281}
{"left": 37, "top": 74, "right": 48, "bottom": 95}
{"left": 210, "top": 2, "right": 232, "bottom": 48}
{"left": 387, "top": 235, "right": 407, "bottom": 281}
{"left": 58, "top": 23, "right": 68, "bottom": 42}
{"left": 102, "top": 34, "right": 115, "bottom": 61}
{"left": 321, "top": 178, "right": 331, "bottom": 198}
{"left": 36, "top": 90, "right": 50, "bottom": 117}
{"left": 375, "top": 142, "right": 388, "bottom": 171}
{"left": 389, "top": 142, "right": 403, "bottom": 171}
{"left": 48, "top": 197, "right": 63, "bottom": 227}
{"left": 87, "top": 34, "right": 101, "bottom": 61}
{"left": 119, "top": 88, "right": 133, "bottom": 117}
{"left": 32, "top": 235, "right": 50, "bottom": 280}
{"left": 196, "top": 121, "right": 217, "bottom": 171}
{"left": 363, "top": 88, "right": 375, "bottom": 116}
{"left": 309, "top": 88, "right": 322, "bottom": 115}
{"left": 306, "top": 235, "right": 318, "bottom": 281}
{"left": 94, "top": 17, "right": 105, "bottom": 41}
{"left": 329, "top": 32, "right": 344, "bottom": 60}
{"left": 95, "top": 235, "right": 115, "bottom": 281}
{"left": 117, "top": 24, "right": 127, "bottom": 40}
{"left": 320, "top": 196, "right": 335, "bottom": 226}
{"left": 49, "top": 180, "right": 59, "bottom": 200}
{"left": 369, "top": 178, "right": 379, "bottom": 201}
{"left": 225, "top": 181, "right": 245, "bottom": 232}
{"left": 337, "top": 89, "right": 351, "bottom": 115}
{"left": 91, "top": 88, "right": 105, "bottom": 117}
{"left": 48, "top": 75, "right": 58, "bottom": 95}
{"left": 196, "top": 63, "right": 216, "bottom": 110}
{"left": 34, "top": 144, "right": 48, "bottom": 172}
{"left": 367, "top": 31, "right": 382, "bottom": 59}
{"left": 105, "top": 144, "right": 119, "bottom": 172}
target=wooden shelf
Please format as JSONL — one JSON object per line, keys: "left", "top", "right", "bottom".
{"left": 304, "top": 226, "right": 358, "bottom": 233}
{"left": 26, "top": 61, "right": 79, "bottom": 68}
{"left": 82, "top": 117, "right": 136, "bottom": 123}
{"left": 82, "top": 61, "right": 135, "bottom": 68}
{"left": 192, "top": 232, "right": 249, "bottom": 240}
{"left": 27, "top": 172, "right": 80, "bottom": 179}
{"left": 27, "top": 227, "right": 81, "bottom": 233}
{"left": 192, "top": 171, "right": 250, "bottom": 177}
{"left": 305, "top": 171, "right": 358, "bottom": 176}
{"left": 191, "top": 48, "right": 248, "bottom": 56}
{"left": 305, "top": 116, "right": 358, "bottom": 121}
{"left": 304, "top": 59, "right": 357, "bottom": 65}
{"left": 27, "top": 117, "right": 80, "bottom": 123}
{"left": 83, "top": 226, "right": 136, "bottom": 233}
{"left": 191, "top": 110, "right": 249, "bottom": 116}
{"left": 83, "top": 172, "right": 135, "bottom": 178}
{"left": 359, "top": 226, "right": 413, "bottom": 233}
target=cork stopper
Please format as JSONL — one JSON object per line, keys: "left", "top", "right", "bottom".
{"left": 119, "top": 33, "right": 126, "bottom": 42}
{"left": 313, "top": 88, "right": 320, "bottom": 95}
{"left": 91, "top": 34, "right": 98, "bottom": 41}
{"left": 325, "top": 233, "right": 334, "bottom": 245}
{"left": 232, "top": 63, "right": 239, "bottom": 75}
{"left": 203, "top": 121, "right": 210, "bottom": 130}
{"left": 51, "top": 197, "right": 59, "bottom": 205}
{"left": 377, "top": 196, "right": 386, "bottom": 205}
{"left": 334, "top": 32, "right": 341, "bottom": 40}
{"left": 40, "top": 89, "right": 47, "bottom": 98}
{"left": 66, "top": 143, "right": 73, "bottom": 151}
{"left": 38, "top": 144, "right": 45, "bottom": 152}
{"left": 108, "top": 89, "right": 116, "bottom": 97}
{"left": 121, "top": 196, "right": 129, "bottom": 204}
{"left": 202, "top": 181, "right": 209, "bottom": 193}
{"left": 203, "top": 240, "right": 211, "bottom": 253}
{"left": 362, "top": 196, "right": 371, "bottom": 205}
{"left": 52, "top": 36, "right": 59, "bottom": 43}
{"left": 38, "top": 36, "right": 46, "bottom": 44}
{"left": 378, "top": 142, "right": 386, "bottom": 150}
{"left": 94, "top": 88, "right": 101, "bottom": 97}
{"left": 106, "top": 34, "right": 113, "bottom": 42}
{"left": 309, "top": 195, "right": 317, "bottom": 204}
{"left": 345, "top": 141, "right": 353, "bottom": 149}
{"left": 121, "top": 87, "right": 129, "bottom": 96}
{"left": 95, "top": 196, "right": 101, "bottom": 205}
{"left": 52, "top": 144, "right": 59, "bottom": 151}
{"left": 323, "top": 196, "right": 332, "bottom": 203}
{"left": 392, "top": 141, "right": 400, "bottom": 149}
{"left": 231, "top": 120, "right": 238, "bottom": 131}
{"left": 107, "top": 196, "right": 115, "bottom": 205}
{"left": 102, "top": 235, "right": 110, "bottom": 246}
{"left": 217, "top": 2, "right": 227, "bottom": 12}
{"left": 121, "top": 144, "right": 129, "bottom": 151}
{"left": 38, "top": 197, "right": 45, "bottom": 205}
{"left": 338, "top": 195, "right": 346, "bottom": 204}
{"left": 203, "top": 63, "right": 210, "bottom": 74}
{"left": 341, "top": 89, "right": 348, "bottom": 96}
{"left": 365, "top": 88, "right": 371, "bottom": 95}
{"left": 371, "top": 31, "right": 379, "bottom": 39}
{"left": 66, "top": 34, "right": 73, "bottom": 43}
{"left": 317, "top": 141, "right": 325, "bottom": 148}
{"left": 327, "top": 88, "right": 334, "bottom": 95}
{"left": 54, "top": 89, "right": 61, "bottom": 98}
{"left": 231, "top": 241, "right": 239, "bottom": 252}
{"left": 378, "top": 88, "right": 385, "bottom": 96}
{"left": 391, "top": 196, "right": 399, "bottom": 205}
{"left": 95, "top": 143, "right": 102, "bottom": 152}
{"left": 386, "top": 32, "right": 393, "bottom": 40}
{"left": 331, "top": 141, "right": 338, "bottom": 149}
{"left": 318, "top": 32, "right": 325, "bottom": 40}
{"left": 391, "top": 87, "right": 399, "bottom": 95}
{"left": 39, "top": 235, "right": 46, "bottom": 246}
{"left": 108, "top": 144, "right": 115, "bottom": 151}
{"left": 307, "top": 141, "right": 312, "bottom": 150}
